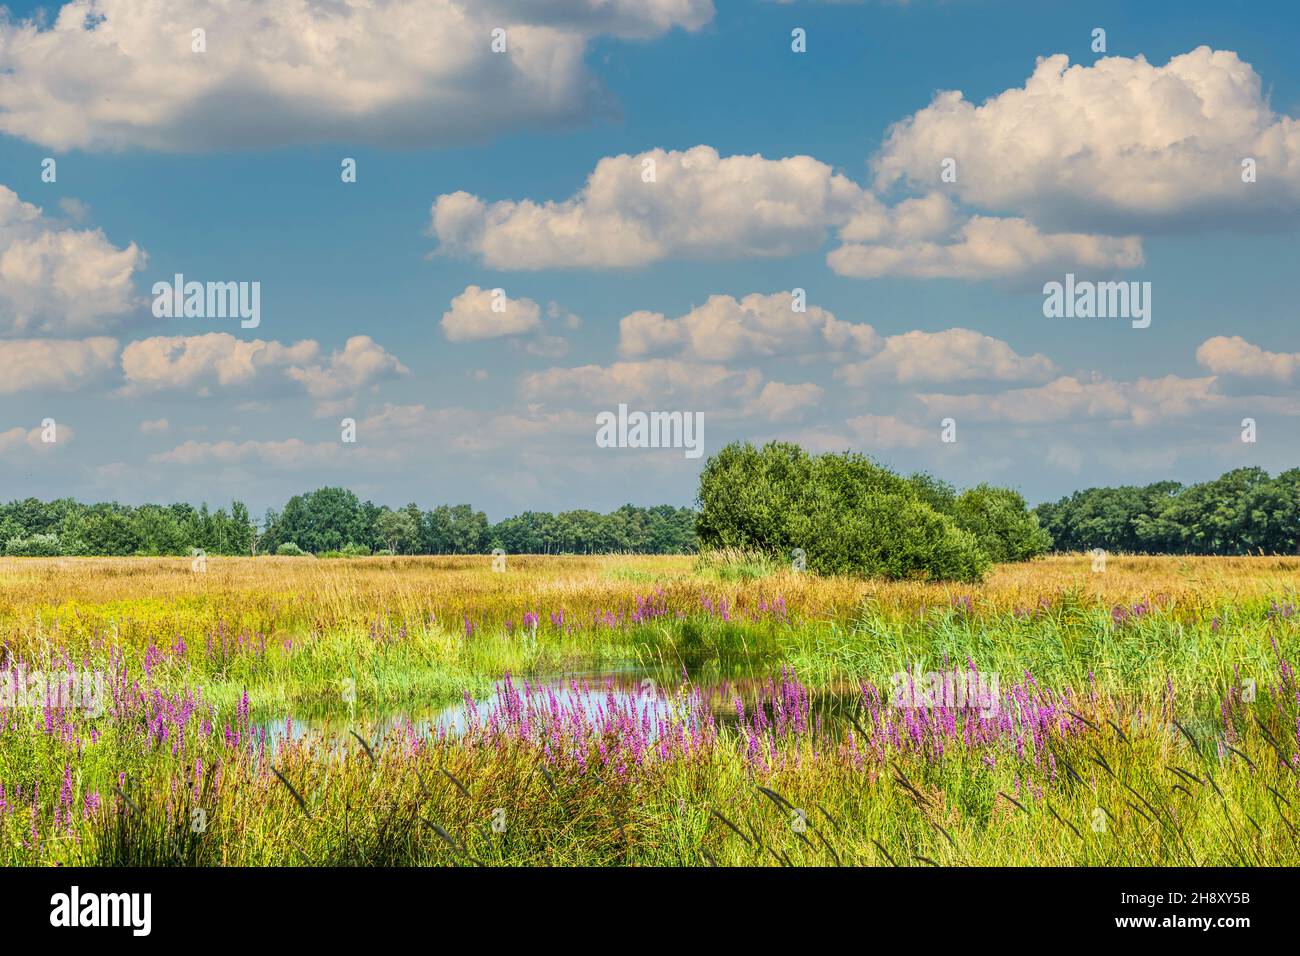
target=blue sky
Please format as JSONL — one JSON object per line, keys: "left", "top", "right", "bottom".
{"left": 1, "top": 0, "right": 1298, "bottom": 520}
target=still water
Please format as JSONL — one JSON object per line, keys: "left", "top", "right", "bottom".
{"left": 257, "top": 665, "right": 861, "bottom": 755}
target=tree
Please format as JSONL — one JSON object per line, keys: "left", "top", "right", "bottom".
{"left": 260, "top": 488, "right": 374, "bottom": 553}
{"left": 947, "top": 484, "right": 1051, "bottom": 563}
{"left": 1034, "top": 467, "right": 1300, "bottom": 555}
{"left": 230, "top": 502, "right": 256, "bottom": 555}
{"left": 695, "top": 441, "right": 1014, "bottom": 581}
{"left": 376, "top": 508, "right": 420, "bottom": 554}
{"left": 69, "top": 507, "right": 140, "bottom": 556}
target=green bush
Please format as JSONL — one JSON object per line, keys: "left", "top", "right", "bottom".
{"left": 948, "top": 484, "right": 1052, "bottom": 563}
{"left": 694, "top": 442, "right": 813, "bottom": 553}
{"left": 4, "top": 533, "right": 65, "bottom": 557}
{"left": 786, "top": 490, "right": 989, "bottom": 582}
{"left": 696, "top": 442, "right": 1041, "bottom": 581}
{"left": 319, "top": 543, "right": 372, "bottom": 558}
{"left": 275, "top": 542, "right": 308, "bottom": 557}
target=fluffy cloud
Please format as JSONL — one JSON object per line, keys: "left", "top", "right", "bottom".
{"left": 835, "top": 328, "right": 1057, "bottom": 386}
{"left": 120, "top": 334, "right": 318, "bottom": 394}
{"left": 618, "top": 291, "right": 878, "bottom": 361}
{"left": 284, "top": 336, "right": 410, "bottom": 398}
{"left": 873, "top": 47, "right": 1300, "bottom": 231}
{"left": 441, "top": 285, "right": 543, "bottom": 341}
{"left": 431, "top": 146, "right": 866, "bottom": 268}
{"left": 752, "top": 381, "right": 824, "bottom": 421}
{"left": 432, "top": 145, "right": 1143, "bottom": 279}
{"left": 521, "top": 358, "right": 765, "bottom": 408}
{"left": 845, "top": 413, "right": 932, "bottom": 450}
{"left": 0, "top": 422, "right": 74, "bottom": 453}
{"left": 916, "top": 374, "right": 1223, "bottom": 426}
{"left": 0, "top": 337, "right": 119, "bottom": 393}
{"left": 838, "top": 192, "right": 958, "bottom": 244}
{"left": 0, "top": 186, "right": 144, "bottom": 335}
{"left": 0, "top": 0, "right": 711, "bottom": 152}
{"left": 119, "top": 332, "right": 405, "bottom": 399}
{"left": 829, "top": 215, "right": 1143, "bottom": 280}
{"left": 1196, "top": 335, "right": 1300, "bottom": 383}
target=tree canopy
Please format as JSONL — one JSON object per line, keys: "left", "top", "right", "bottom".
{"left": 694, "top": 441, "right": 1050, "bottom": 581}
{"left": 5, "top": 461, "right": 1295, "bottom": 561}
{"left": 0, "top": 492, "right": 696, "bottom": 557}
{"left": 1035, "top": 467, "right": 1300, "bottom": 554}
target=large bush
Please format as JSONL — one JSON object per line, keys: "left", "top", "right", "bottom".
{"left": 4, "top": 533, "right": 65, "bottom": 557}
{"left": 948, "top": 484, "right": 1052, "bottom": 563}
{"left": 695, "top": 442, "right": 1033, "bottom": 581}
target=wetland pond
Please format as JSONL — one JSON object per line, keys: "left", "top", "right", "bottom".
{"left": 258, "top": 664, "right": 865, "bottom": 756}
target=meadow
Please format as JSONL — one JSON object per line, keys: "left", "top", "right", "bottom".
{"left": 0, "top": 553, "right": 1297, "bottom": 866}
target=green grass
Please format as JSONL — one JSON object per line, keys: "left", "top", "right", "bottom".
{"left": 1, "top": 555, "right": 1298, "bottom": 866}
{"left": 13, "top": 679, "right": 1298, "bottom": 867}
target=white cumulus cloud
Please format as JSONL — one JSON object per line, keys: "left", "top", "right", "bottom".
{"left": 0, "top": 0, "right": 712, "bottom": 152}
{"left": 873, "top": 47, "right": 1300, "bottom": 231}
{"left": 0, "top": 337, "right": 119, "bottom": 393}
{"left": 828, "top": 215, "right": 1143, "bottom": 280}
{"left": 431, "top": 146, "right": 867, "bottom": 269}
{"left": 0, "top": 186, "right": 144, "bottom": 336}
{"left": 916, "top": 374, "right": 1223, "bottom": 426}
{"left": 441, "top": 285, "right": 543, "bottom": 341}
{"left": 521, "top": 358, "right": 765, "bottom": 408}
{"left": 1196, "top": 335, "right": 1300, "bottom": 383}
{"left": 835, "top": 328, "right": 1057, "bottom": 386}
{"left": 618, "top": 291, "right": 878, "bottom": 361}
{"left": 119, "top": 332, "right": 405, "bottom": 400}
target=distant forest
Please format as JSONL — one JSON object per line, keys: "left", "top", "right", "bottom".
{"left": 1, "top": 464, "right": 1296, "bottom": 558}
{"left": 0, "top": 490, "right": 695, "bottom": 557}
{"left": 1034, "top": 466, "right": 1300, "bottom": 555}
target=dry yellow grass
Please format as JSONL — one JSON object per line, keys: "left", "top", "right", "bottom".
{"left": 1, "top": 553, "right": 1295, "bottom": 653}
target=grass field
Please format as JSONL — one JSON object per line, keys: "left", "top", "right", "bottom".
{"left": 1, "top": 553, "right": 1297, "bottom": 866}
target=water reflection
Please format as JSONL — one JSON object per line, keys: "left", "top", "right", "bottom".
{"left": 257, "top": 666, "right": 860, "bottom": 756}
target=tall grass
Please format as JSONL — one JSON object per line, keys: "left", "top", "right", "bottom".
{"left": 0, "top": 553, "right": 1297, "bottom": 866}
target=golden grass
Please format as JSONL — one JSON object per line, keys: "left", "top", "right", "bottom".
{"left": 2, "top": 552, "right": 1295, "bottom": 630}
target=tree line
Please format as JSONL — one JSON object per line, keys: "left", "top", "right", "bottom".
{"left": 0, "top": 489, "right": 696, "bottom": 557}
{"left": 3, "top": 462, "right": 1296, "bottom": 561}
{"left": 1034, "top": 466, "right": 1300, "bottom": 555}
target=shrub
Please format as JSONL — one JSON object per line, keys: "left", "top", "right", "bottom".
{"left": 695, "top": 441, "right": 814, "bottom": 554}
{"left": 948, "top": 484, "right": 1052, "bottom": 563}
{"left": 786, "top": 491, "right": 989, "bottom": 582}
{"left": 4, "top": 533, "right": 64, "bottom": 557}
{"left": 275, "top": 542, "right": 308, "bottom": 556}
{"left": 696, "top": 442, "right": 1039, "bottom": 581}
{"left": 319, "top": 543, "right": 373, "bottom": 558}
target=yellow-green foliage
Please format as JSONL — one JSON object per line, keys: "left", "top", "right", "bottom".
{"left": 0, "top": 554, "right": 1296, "bottom": 866}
